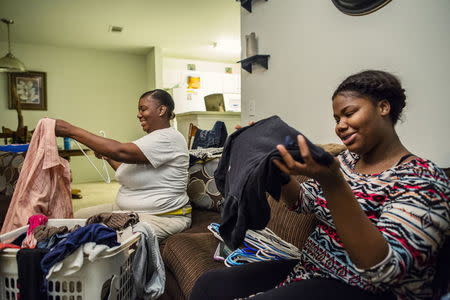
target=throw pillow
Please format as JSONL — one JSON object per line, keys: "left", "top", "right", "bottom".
{"left": 187, "top": 158, "right": 223, "bottom": 212}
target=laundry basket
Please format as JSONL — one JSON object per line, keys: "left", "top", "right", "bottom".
{"left": 0, "top": 219, "right": 140, "bottom": 300}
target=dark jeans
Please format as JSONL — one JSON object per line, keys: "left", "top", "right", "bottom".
{"left": 190, "top": 260, "right": 396, "bottom": 300}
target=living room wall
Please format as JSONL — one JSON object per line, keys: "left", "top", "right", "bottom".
{"left": 0, "top": 42, "right": 148, "bottom": 183}
{"left": 240, "top": 0, "right": 450, "bottom": 166}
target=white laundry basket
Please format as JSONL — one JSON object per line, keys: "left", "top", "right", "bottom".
{"left": 0, "top": 219, "right": 140, "bottom": 300}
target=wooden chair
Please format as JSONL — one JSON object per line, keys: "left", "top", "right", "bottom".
{"left": 1, "top": 126, "right": 29, "bottom": 144}
{"left": 187, "top": 123, "right": 199, "bottom": 150}
{"left": 1, "top": 127, "right": 15, "bottom": 144}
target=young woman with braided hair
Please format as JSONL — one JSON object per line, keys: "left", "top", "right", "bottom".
{"left": 191, "top": 70, "right": 449, "bottom": 299}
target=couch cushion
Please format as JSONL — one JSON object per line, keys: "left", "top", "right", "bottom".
{"left": 267, "top": 195, "right": 317, "bottom": 249}
{"left": 162, "top": 232, "right": 226, "bottom": 299}
{"left": 186, "top": 208, "right": 221, "bottom": 234}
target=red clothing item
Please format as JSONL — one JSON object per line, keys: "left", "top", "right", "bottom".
{"left": 0, "top": 118, "right": 73, "bottom": 234}
{"left": 0, "top": 243, "right": 21, "bottom": 250}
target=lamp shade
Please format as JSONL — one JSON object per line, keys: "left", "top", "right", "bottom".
{"left": 0, "top": 18, "right": 26, "bottom": 72}
{"left": 0, "top": 52, "right": 26, "bottom": 72}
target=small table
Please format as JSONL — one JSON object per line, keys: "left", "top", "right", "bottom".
{"left": 58, "top": 149, "right": 92, "bottom": 161}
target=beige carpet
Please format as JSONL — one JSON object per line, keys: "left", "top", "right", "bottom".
{"left": 71, "top": 181, "right": 120, "bottom": 212}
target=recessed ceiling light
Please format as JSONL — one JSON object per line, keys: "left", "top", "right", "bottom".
{"left": 108, "top": 25, "right": 123, "bottom": 33}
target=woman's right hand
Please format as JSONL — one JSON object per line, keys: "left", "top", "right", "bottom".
{"left": 55, "top": 119, "right": 74, "bottom": 137}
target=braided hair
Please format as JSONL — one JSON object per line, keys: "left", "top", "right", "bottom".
{"left": 140, "top": 89, "right": 176, "bottom": 120}
{"left": 332, "top": 70, "right": 406, "bottom": 125}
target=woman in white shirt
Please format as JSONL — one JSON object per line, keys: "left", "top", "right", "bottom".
{"left": 55, "top": 89, "right": 191, "bottom": 241}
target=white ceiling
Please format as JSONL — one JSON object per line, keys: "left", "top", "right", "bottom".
{"left": 0, "top": 0, "right": 241, "bottom": 62}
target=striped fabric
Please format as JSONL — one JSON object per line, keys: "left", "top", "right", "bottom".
{"left": 163, "top": 232, "right": 226, "bottom": 299}
{"left": 281, "top": 150, "right": 450, "bottom": 300}
{"left": 266, "top": 195, "right": 317, "bottom": 250}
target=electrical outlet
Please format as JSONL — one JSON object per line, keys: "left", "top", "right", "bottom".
{"left": 248, "top": 100, "right": 256, "bottom": 116}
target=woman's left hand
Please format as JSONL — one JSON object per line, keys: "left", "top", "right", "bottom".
{"left": 273, "top": 135, "right": 341, "bottom": 184}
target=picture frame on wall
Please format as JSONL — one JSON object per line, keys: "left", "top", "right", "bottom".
{"left": 8, "top": 71, "right": 47, "bottom": 110}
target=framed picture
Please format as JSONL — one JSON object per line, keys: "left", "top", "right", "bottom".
{"left": 8, "top": 71, "right": 47, "bottom": 110}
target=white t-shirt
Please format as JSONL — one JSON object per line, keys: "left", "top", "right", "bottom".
{"left": 115, "top": 127, "right": 189, "bottom": 214}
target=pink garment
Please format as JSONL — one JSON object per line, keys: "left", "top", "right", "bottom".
{"left": 1, "top": 118, "right": 73, "bottom": 234}
{"left": 22, "top": 214, "right": 48, "bottom": 248}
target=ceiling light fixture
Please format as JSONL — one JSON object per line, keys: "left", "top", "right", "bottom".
{"left": 0, "top": 18, "right": 26, "bottom": 72}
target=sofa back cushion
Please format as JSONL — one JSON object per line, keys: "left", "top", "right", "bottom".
{"left": 187, "top": 158, "right": 224, "bottom": 212}
{"left": 266, "top": 176, "right": 317, "bottom": 250}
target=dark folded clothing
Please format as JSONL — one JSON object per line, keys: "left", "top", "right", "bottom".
{"left": 11, "top": 232, "right": 26, "bottom": 246}
{"left": 215, "top": 115, "right": 333, "bottom": 249}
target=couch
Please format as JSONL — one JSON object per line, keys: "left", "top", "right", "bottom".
{"left": 159, "top": 146, "right": 450, "bottom": 300}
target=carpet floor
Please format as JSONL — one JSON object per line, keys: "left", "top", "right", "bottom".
{"left": 71, "top": 181, "right": 120, "bottom": 212}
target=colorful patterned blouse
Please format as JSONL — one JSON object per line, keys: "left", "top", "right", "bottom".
{"left": 280, "top": 150, "right": 450, "bottom": 300}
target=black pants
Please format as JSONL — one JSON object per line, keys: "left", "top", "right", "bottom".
{"left": 190, "top": 260, "right": 396, "bottom": 300}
